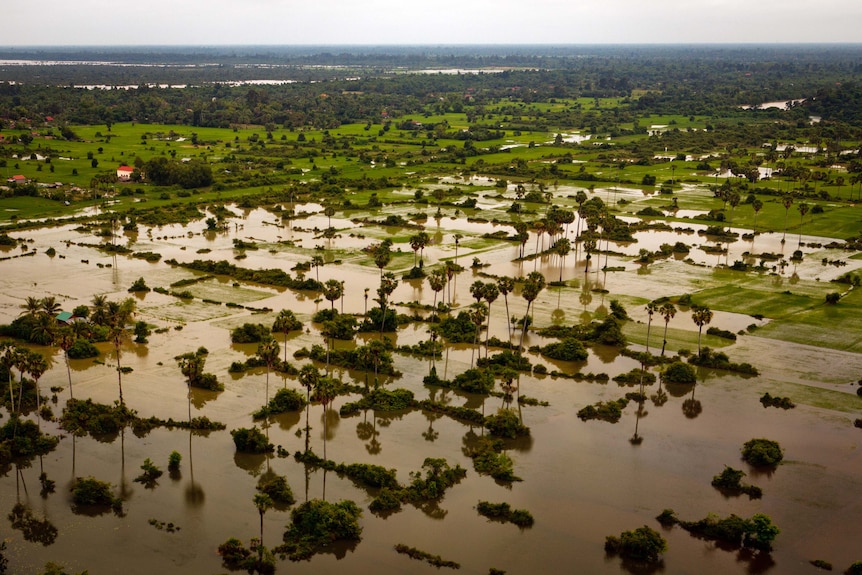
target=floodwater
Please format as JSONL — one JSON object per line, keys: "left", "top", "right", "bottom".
{"left": 1, "top": 199, "right": 861, "bottom": 575}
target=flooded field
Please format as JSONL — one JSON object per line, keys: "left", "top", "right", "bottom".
{"left": 1, "top": 192, "right": 861, "bottom": 575}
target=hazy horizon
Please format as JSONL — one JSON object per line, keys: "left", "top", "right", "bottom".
{"left": 7, "top": 0, "right": 861, "bottom": 46}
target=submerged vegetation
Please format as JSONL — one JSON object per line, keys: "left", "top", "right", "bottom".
{"left": 1, "top": 44, "right": 862, "bottom": 574}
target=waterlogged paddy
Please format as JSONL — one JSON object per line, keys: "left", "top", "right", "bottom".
{"left": 1, "top": 200, "right": 862, "bottom": 575}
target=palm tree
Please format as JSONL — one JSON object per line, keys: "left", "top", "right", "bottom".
{"left": 90, "top": 294, "right": 109, "bottom": 325}
{"left": 555, "top": 237, "right": 571, "bottom": 283}
{"left": 481, "top": 283, "right": 499, "bottom": 359}
{"left": 496, "top": 276, "right": 515, "bottom": 344}
{"left": 55, "top": 326, "right": 76, "bottom": 399}
{"left": 427, "top": 269, "right": 446, "bottom": 322}
{"left": 468, "top": 303, "right": 488, "bottom": 368}
{"left": 314, "top": 376, "right": 339, "bottom": 460}
{"left": 409, "top": 232, "right": 429, "bottom": 268}
{"left": 470, "top": 280, "right": 486, "bottom": 306}
{"left": 532, "top": 219, "right": 546, "bottom": 270}
{"left": 645, "top": 301, "right": 659, "bottom": 354}
{"left": 797, "top": 202, "right": 810, "bottom": 245}
{"left": 752, "top": 199, "right": 763, "bottom": 237}
{"left": 453, "top": 234, "right": 463, "bottom": 263}
{"left": 26, "top": 352, "right": 48, "bottom": 431}
{"left": 322, "top": 279, "right": 343, "bottom": 312}
{"left": 691, "top": 305, "right": 714, "bottom": 356}
{"left": 298, "top": 365, "right": 320, "bottom": 453}
{"left": 659, "top": 302, "right": 677, "bottom": 357}
{"left": 40, "top": 296, "right": 62, "bottom": 318}
{"left": 311, "top": 255, "right": 324, "bottom": 283}
{"left": 373, "top": 241, "right": 392, "bottom": 280}
{"left": 272, "top": 310, "right": 300, "bottom": 365}
{"left": 253, "top": 493, "right": 273, "bottom": 567}
{"left": 377, "top": 272, "right": 399, "bottom": 338}
{"left": 19, "top": 296, "right": 42, "bottom": 318}
{"left": 106, "top": 298, "right": 135, "bottom": 407}
{"left": 1, "top": 342, "right": 21, "bottom": 408}
{"left": 518, "top": 272, "right": 546, "bottom": 357}
{"left": 256, "top": 339, "right": 280, "bottom": 406}
{"left": 323, "top": 205, "right": 335, "bottom": 229}
{"left": 781, "top": 195, "right": 794, "bottom": 243}
{"left": 727, "top": 190, "right": 741, "bottom": 231}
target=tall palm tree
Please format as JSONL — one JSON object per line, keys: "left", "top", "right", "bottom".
{"left": 90, "top": 294, "right": 109, "bottom": 326}
{"left": 40, "top": 296, "right": 62, "bottom": 318}
{"left": 468, "top": 303, "right": 488, "bottom": 368}
{"left": 797, "top": 202, "right": 810, "bottom": 245}
{"left": 298, "top": 365, "right": 320, "bottom": 452}
{"left": 377, "top": 272, "right": 398, "bottom": 338}
{"left": 256, "top": 339, "right": 280, "bottom": 406}
{"left": 322, "top": 279, "right": 343, "bottom": 312}
{"left": 752, "top": 199, "right": 763, "bottom": 237}
{"left": 496, "top": 276, "right": 515, "bottom": 344}
{"left": 55, "top": 326, "right": 76, "bottom": 399}
{"left": 106, "top": 298, "right": 135, "bottom": 407}
{"left": 659, "top": 302, "right": 677, "bottom": 357}
{"left": 781, "top": 195, "right": 794, "bottom": 243}
{"left": 691, "top": 305, "right": 714, "bottom": 356}
{"left": 26, "top": 352, "right": 48, "bottom": 431}
{"left": 314, "top": 376, "right": 339, "bottom": 461}
{"left": 427, "top": 269, "right": 446, "bottom": 322}
{"left": 19, "top": 296, "right": 42, "bottom": 318}
{"left": 518, "top": 272, "right": 546, "bottom": 357}
{"left": 272, "top": 309, "right": 301, "bottom": 365}
{"left": 253, "top": 493, "right": 273, "bottom": 567}
{"left": 555, "top": 237, "right": 571, "bottom": 283}
{"left": 645, "top": 301, "right": 659, "bottom": 354}
{"left": 482, "top": 283, "right": 499, "bottom": 358}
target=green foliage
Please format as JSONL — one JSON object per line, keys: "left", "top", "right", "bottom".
{"left": 604, "top": 525, "right": 667, "bottom": 563}
{"left": 759, "top": 392, "right": 795, "bottom": 409}
{"left": 434, "top": 311, "right": 478, "bottom": 343}
{"left": 537, "top": 337, "right": 588, "bottom": 361}
{"left": 451, "top": 368, "right": 496, "bottom": 394}
{"left": 464, "top": 437, "right": 521, "bottom": 482}
{"left": 689, "top": 348, "right": 758, "bottom": 375}
{"left": 127, "top": 277, "right": 150, "bottom": 292}
{"left": 711, "top": 466, "right": 763, "bottom": 499}
{"left": 134, "top": 458, "right": 163, "bottom": 488}
{"left": 276, "top": 499, "right": 362, "bottom": 561}
{"left": 845, "top": 562, "right": 862, "bottom": 575}
{"left": 339, "top": 388, "right": 414, "bottom": 416}
{"left": 673, "top": 511, "right": 780, "bottom": 551}
{"left": 0, "top": 417, "right": 60, "bottom": 465}
{"left": 613, "top": 368, "right": 656, "bottom": 386}
{"left": 609, "top": 299, "right": 629, "bottom": 320}
{"left": 592, "top": 316, "right": 627, "bottom": 346}
{"left": 168, "top": 451, "right": 182, "bottom": 471}
{"left": 257, "top": 471, "right": 296, "bottom": 507}
{"left": 67, "top": 338, "right": 99, "bottom": 359}
{"left": 71, "top": 477, "right": 121, "bottom": 511}
{"left": 230, "top": 426, "right": 274, "bottom": 454}
{"left": 254, "top": 388, "right": 307, "bottom": 419}
{"left": 663, "top": 361, "right": 697, "bottom": 384}
{"left": 230, "top": 323, "right": 272, "bottom": 344}
{"left": 741, "top": 438, "right": 783, "bottom": 467}
{"left": 394, "top": 544, "right": 460, "bottom": 569}
{"left": 577, "top": 398, "right": 630, "bottom": 423}
{"left": 484, "top": 408, "right": 530, "bottom": 439}
{"left": 476, "top": 501, "right": 534, "bottom": 527}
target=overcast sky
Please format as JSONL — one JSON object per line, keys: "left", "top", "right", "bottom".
{"left": 4, "top": 0, "right": 861, "bottom": 46}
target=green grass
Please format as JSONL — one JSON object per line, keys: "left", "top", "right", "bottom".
{"left": 753, "top": 288, "right": 862, "bottom": 352}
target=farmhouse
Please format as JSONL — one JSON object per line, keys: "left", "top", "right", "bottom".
{"left": 6, "top": 175, "right": 27, "bottom": 184}
{"left": 117, "top": 165, "right": 134, "bottom": 181}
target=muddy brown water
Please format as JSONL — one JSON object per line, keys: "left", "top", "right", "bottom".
{"left": 1, "top": 206, "right": 861, "bottom": 574}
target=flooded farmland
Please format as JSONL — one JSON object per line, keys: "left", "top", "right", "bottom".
{"left": 1, "top": 194, "right": 861, "bottom": 575}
